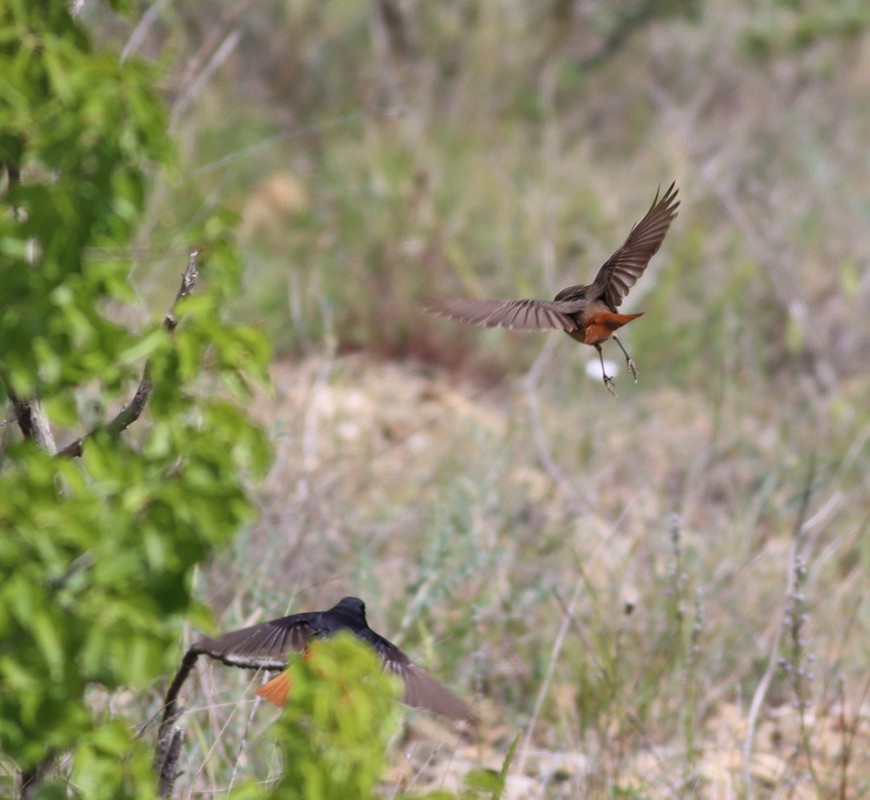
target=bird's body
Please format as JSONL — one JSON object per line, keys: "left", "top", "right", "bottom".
{"left": 195, "top": 596, "right": 474, "bottom": 723}
{"left": 426, "top": 182, "right": 679, "bottom": 394}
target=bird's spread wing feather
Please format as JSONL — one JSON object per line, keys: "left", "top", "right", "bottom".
{"left": 195, "top": 614, "right": 317, "bottom": 667}
{"left": 425, "top": 297, "right": 579, "bottom": 331}
{"left": 392, "top": 662, "right": 476, "bottom": 722}
{"left": 364, "top": 631, "right": 475, "bottom": 723}
{"left": 592, "top": 182, "right": 679, "bottom": 309}
{"left": 198, "top": 605, "right": 475, "bottom": 723}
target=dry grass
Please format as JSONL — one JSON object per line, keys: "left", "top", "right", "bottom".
{"left": 160, "top": 347, "right": 870, "bottom": 798}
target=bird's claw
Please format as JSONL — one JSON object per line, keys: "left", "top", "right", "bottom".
{"left": 626, "top": 358, "right": 638, "bottom": 382}
{"left": 603, "top": 376, "right": 618, "bottom": 397}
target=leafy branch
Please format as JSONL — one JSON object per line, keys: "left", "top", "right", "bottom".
{"left": 58, "top": 251, "right": 200, "bottom": 458}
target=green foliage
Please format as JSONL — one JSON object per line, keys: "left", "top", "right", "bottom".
{"left": 228, "top": 635, "right": 511, "bottom": 800}
{"left": 0, "top": 3, "right": 272, "bottom": 797}
{"left": 0, "top": 4, "right": 171, "bottom": 398}
{"left": 741, "top": 0, "right": 870, "bottom": 58}
{"left": 462, "top": 733, "right": 519, "bottom": 800}
{"left": 232, "top": 634, "right": 402, "bottom": 800}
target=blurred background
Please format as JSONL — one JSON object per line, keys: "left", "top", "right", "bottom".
{"left": 94, "top": 1, "right": 869, "bottom": 796}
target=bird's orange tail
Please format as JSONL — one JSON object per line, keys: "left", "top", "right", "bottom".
{"left": 582, "top": 311, "right": 644, "bottom": 345}
{"left": 257, "top": 672, "right": 292, "bottom": 707}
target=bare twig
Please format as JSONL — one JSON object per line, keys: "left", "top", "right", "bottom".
{"left": 158, "top": 642, "right": 287, "bottom": 745}
{"left": 159, "top": 651, "right": 200, "bottom": 734}
{"left": 163, "top": 250, "right": 200, "bottom": 330}
{"left": 169, "top": 0, "right": 253, "bottom": 129}
{"left": 155, "top": 638, "right": 286, "bottom": 796}
{"left": 6, "top": 390, "right": 58, "bottom": 454}
{"left": 20, "top": 756, "right": 57, "bottom": 800}
{"left": 58, "top": 251, "right": 200, "bottom": 458}
{"left": 228, "top": 681, "right": 264, "bottom": 794}
{"left": 515, "top": 576, "right": 582, "bottom": 779}
{"left": 156, "top": 729, "right": 184, "bottom": 799}
{"left": 120, "top": 0, "right": 172, "bottom": 64}
{"left": 515, "top": 529, "right": 615, "bottom": 778}
{"left": 741, "top": 459, "right": 816, "bottom": 798}
{"left": 155, "top": 649, "right": 198, "bottom": 798}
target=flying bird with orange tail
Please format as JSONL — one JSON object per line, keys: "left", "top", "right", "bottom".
{"left": 426, "top": 182, "right": 679, "bottom": 395}
{"left": 194, "top": 596, "right": 475, "bottom": 724}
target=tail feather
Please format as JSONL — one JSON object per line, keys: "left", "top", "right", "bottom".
{"left": 583, "top": 311, "right": 643, "bottom": 345}
{"left": 257, "top": 672, "right": 291, "bottom": 706}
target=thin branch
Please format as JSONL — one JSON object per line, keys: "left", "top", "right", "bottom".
{"left": 20, "top": 755, "right": 57, "bottom": 800}
{"left": 58, "top": 251, "right": 200, "bottom": 458}
{"left": 163, "top": 250, "right": 200, "bottom": 330}
{"left": 120, "top": 0, "right": 172, "bottom": 64}
{"left": 169, "top": 4, "right": 250, "bottom": 130}
{"left": 514, "top": 528, "right": 616, "bottom": 779}
{"left": 155, "top": 650, "right": 198, "bottom": 799}
{"left": 155, "top": 639, "right": 284, "bottom": 796}
{"left": 156, "top": 729, "right": 183, "bottom": 799}
{"left": 158, "top": 650, "right": 200, "bottom": 738}
{"left": 6, "top": 390, "right": 58, "bottom": 454}
{"left": 158, "top": 644, "right": 284, "bottom": 740}
{"left": 515, "top": 576, "right": 584, "bottom": 778}
{"left": 741, "top": 459, "right": 816, "bottom": 798}
{"left": 228, "top": 678, "right": 265, "bottom": 794}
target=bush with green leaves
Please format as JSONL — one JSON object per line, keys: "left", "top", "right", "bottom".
{"left": 229, "top": 635, "right": 515, "bottom": 800}
{"left": 229, "top": 634, "right": 402, "bottom": 800}
{"left": 0, "top": 3, "right": 271, "bottom": 797}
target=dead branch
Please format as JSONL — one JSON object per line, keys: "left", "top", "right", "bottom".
{"left": 20, "top": 755, "right": 57, "bottom": 800}
{"left": 155, "top": 649, "right": 198, "bottom": 799}
{"left": 156, "top": 729, "right": 184, "bottom": 799}
{"left": 58, "top": 250, "right": 200, "bottom": 458}
{"left": 155, "top": 640, "right": 284, "bottom": 797}
{"left": 6, "top": 390, "right": 58, "bottom": 455}
{"left": 157, "top": 644, "right": 284, "bottom": 754}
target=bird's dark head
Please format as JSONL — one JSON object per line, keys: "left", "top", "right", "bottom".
{"left": 333, "top": 596, "right": 367, "bottom": 619}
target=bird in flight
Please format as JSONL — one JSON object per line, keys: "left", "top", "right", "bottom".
{"left": 194, "top": 596, "right": 475, "bottom": 723}
{"left": 426, "top": 183, "right": 679, "bottom": 395}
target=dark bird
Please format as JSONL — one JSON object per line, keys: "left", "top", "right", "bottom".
{"left": 194, "top": 596, "right": 475, "bottom": 723}
{"left": 426, "top": 182, "right": 679, "bottom": 395}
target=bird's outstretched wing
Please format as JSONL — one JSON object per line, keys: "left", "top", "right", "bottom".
{"left": 425, "top": 297, "right": 579, "bottom": 331}
{"left": 195, "top": 613, "right": 317, "bottom": 668}
{"left": 592, "top": 182, "right": 679, "bottom": 309}
{"left": 391, "top": 661, "right": 476, "bottom": 722}
{"left": 365, "top": 632, "right": 476, "bottom": 723}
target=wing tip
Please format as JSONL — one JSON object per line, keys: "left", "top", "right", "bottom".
{"left": 653, "top": 180, "right": 680, "bottom": 212}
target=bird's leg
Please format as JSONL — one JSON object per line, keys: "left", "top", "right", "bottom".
{"left": 612, "top": 334, "right": 638, "bottom": 382}
{"left": 595, "top": 343, "right": 617, "bottom": 396}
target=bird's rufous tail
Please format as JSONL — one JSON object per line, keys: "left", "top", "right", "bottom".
{"left": 581, "top": 311, "right": 644, "bottom": 345}
{"left": 257, "top": 672, "right": 291, "bottom": 706}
